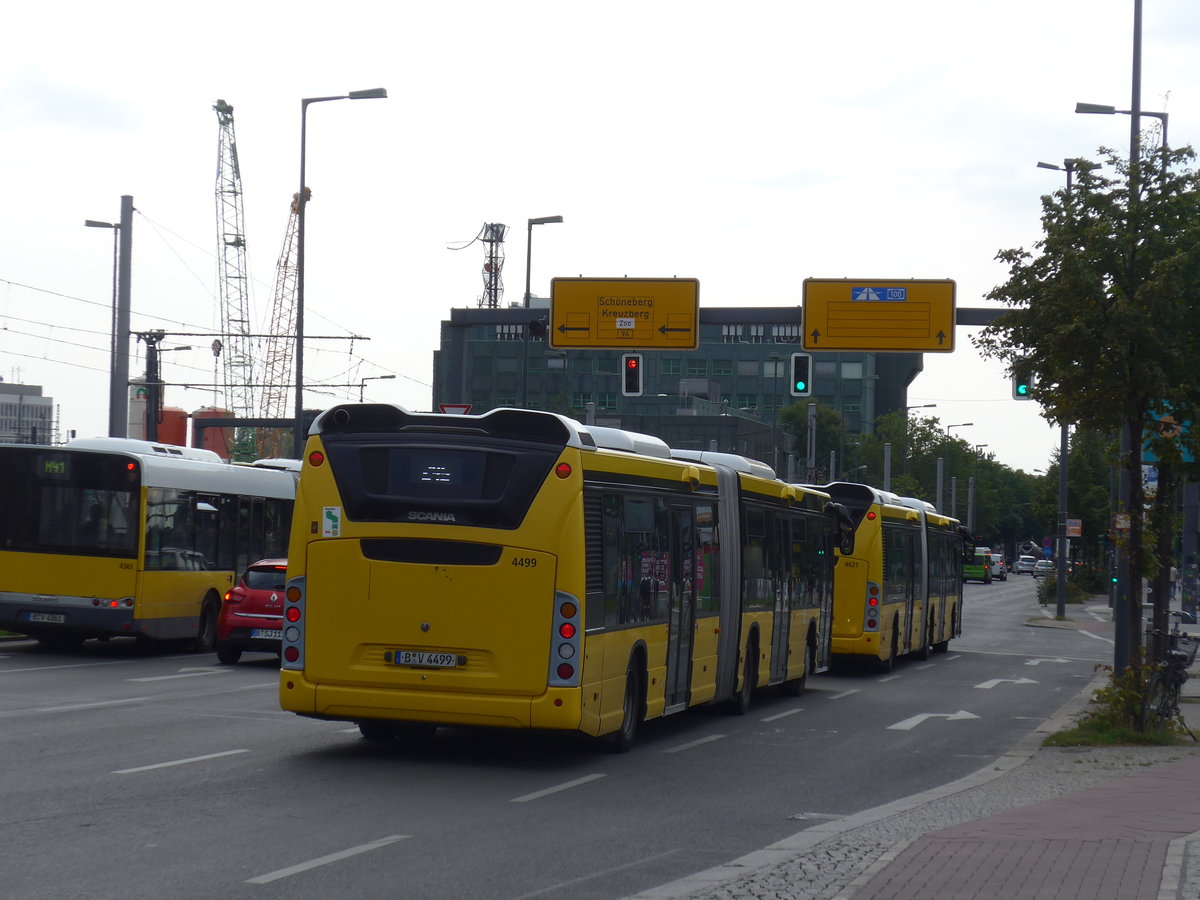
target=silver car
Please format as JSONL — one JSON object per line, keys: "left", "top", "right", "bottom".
{"left": 1015, "top": 555, "right": 1038, "bottom": 575}
{"left": 1033, "top": 559, "right": 1054, "bottom": 577}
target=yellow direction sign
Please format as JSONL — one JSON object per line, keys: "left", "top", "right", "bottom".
{"left": 802, "top": 278, "right": 956, "bottom": 352}
{"left": 550, "top": 277, "right": 699, "bottom": 350}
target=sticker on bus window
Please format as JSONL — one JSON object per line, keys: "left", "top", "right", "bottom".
{"left": 322, "top": 507, "right": 342, "bottom": 538}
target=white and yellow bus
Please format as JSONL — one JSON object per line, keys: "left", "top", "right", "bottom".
{"left": 0, "top": 438, "right": 296, "bottom": 649}
{"left": 815, "top": 482, "right": 970, "bottom": 671}
{"left": 279, "top": 405, "right": 853, "bottom": 750}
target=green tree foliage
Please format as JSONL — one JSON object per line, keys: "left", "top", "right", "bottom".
{"left": 976, "top": 145, "right": 1200, "bottom": 663}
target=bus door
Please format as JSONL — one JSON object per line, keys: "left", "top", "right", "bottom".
{"left": 663, "top": 505, "right": 695, "bottom": 712}
{"left": 769, "top": 515, "right": 790, "bottom": 685}
{"left": 902, "top": 529, "right": 918, "bottom": 653}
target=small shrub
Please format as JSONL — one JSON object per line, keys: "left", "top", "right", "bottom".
{"left": 1036, "top": 573, "right": 1088, "bottom": 606}
{"left": 1046, "top": 660, "right": 1193, "bottom": 746}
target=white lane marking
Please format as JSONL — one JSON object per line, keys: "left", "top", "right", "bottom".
{"left": 246, "top": 835, "right": 409, "bottom": 884}
{"left": 663, "top": 734, "right": 726, "bottom": 754}
{"left": 944, "top": 654, "right": 962, "bottom": 661}
{"left": 828, "top": 689, "right": 860, "bottom": 700}
{"left": 761, "top": 708, "right": 804, "bottom": 722}
{"left": 878, "top": 674, "right": 902, "bottom": 682}
{"left": 887, "top": 710, "right": 980, "bottom": 731}
{"left": 1025, "top": 657, "right": 1071, "bottom": 666}
{"left": 114, "top": 748, "right": 249, "bottom": 774}
{"left": 1078, "top": 629, "right": 1115, "bottom": 645}
{"left": 511, "top": 773, "right": 607, "bottom": 803}
{"left": 128, "top": 667, "right": 232, "bottom": 682}
{"left": 38, "top": 696, "right": 152, "bottom": 712}
{"left": 975, "top": 677, "right": 1038, "bottom": 689}
{"left": 915, "top": 663, "right": 935, "bottom": 670}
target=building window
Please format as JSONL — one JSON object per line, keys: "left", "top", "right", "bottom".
{"left": 547, "top": 355, "right": 566, "bottom": 370}
{"left": 735, "top": 394, "right": 758, "bottom": 411}
{"left": 736, "top": 360, "right": 757, "bottom": 377}
{"left": 843, "top": 403, "right": 861, "bottom": 415}
{"left": 773, "top": 324, "right": 802, "bottom": 343}
{"left": 598, "top": 392, "right": 617, "bottom": 410}
{"left": 713, "top": 359, "right": 733, "bottom": 376}
{"left": 660, "top": 358, "right": 682, "bottom": 376}
{"left": 747, "top": 324, "right": 764, "bottom": 344}
{"left": 686, "top": 359, "right": 708, "bottom": 377}
{"left": 841, "top": 361, "right": 864, "bottom": 379}
{"left": 814, "top": 360, "right": 837, "bottom": 378}
{"left": 570, "top": 392, "right": 591, "bottom": 409}
{"left": 721, "top": 324, "right": 742, "bottom": 343}
{"left": 573, "top": 356, "right": 594, "bottom": 374}
{"left": 496, "top": 395, "right": 517, "bottom": 407}
{"left": 495, "top": 324, "right": 523, "bottom": 341}
{"left": 763, "top": 359, "right": 786, "bottom": 378}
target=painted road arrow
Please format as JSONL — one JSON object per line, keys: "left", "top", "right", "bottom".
{"left": 887, "top": 710, "right": 980, "bottom": 731}
{"left": 975, "top": 677, "right": 1038, "bottom": 690}
{"left": 1024, "top": 657, "right": 1071, "bottom": 666}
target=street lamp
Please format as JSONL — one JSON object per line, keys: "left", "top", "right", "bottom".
{"left": 945, "top": 422, "right": 973, "bottom": 437}
{"left": 975, "top": 443, "right": 989, "bottom": 455}
{"left": 1076, "top": 102, "right": 1169, "bottom": 184}
{"left": 295, "top": 87, "right": 388, "bottom": 455}
{"left": 85, "top": 196, "right": 133, "bottom": 438}
{"left": 524, "top": 215, "right": 563, "bottom": 308}
{"left": 358, "top": 374, "right": 396, "bottom": 401}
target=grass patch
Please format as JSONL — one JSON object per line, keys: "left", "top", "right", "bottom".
{"left": 1045, "top": 661, "right": 1199, "bottom": 747}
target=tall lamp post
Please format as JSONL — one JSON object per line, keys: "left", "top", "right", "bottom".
{"left": 358, "top": 374, "right": 396, "bottom": 402}
{"left": 938, "top": 422, "right": 973, "bottom": 515}
{"left": 523, "top": 215, "right": 563, "bottom": 307}
{"left": 1037, "top": 158, "right": 1083, "bottom": 621}
{"left": 1076, "top": 102, "right": 1168, "bottom": 184}
{"left": 85, "top": 194, "right": 134, "bottom": 438}
{"left": 295, "top": 88, "right": 388, "bottom": 455}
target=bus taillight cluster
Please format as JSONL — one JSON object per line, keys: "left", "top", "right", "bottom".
{"left": 549, "top": 592, "right": 581, "bottom": 686}
{"left": 281, "top": 578, "right": 305, "bottom": 668}
{"left": 863, "top": 582, "right": 882, "bottom": 632}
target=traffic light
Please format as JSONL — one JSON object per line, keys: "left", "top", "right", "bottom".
{"left": 1011, "top": 358, "right": 1034, "bottom": 400}
{"left": 621, "top": 353, "right": 643, "bottom": 397}
{"left": 790, "top": 352, "right": 813, "bottom": 397}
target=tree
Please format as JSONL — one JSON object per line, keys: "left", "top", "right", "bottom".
{"left": 779, "top": 399, "right": 843, "bottom": 482}
{"left": 976, "top": 146, "right": 1200, "bottom": 666}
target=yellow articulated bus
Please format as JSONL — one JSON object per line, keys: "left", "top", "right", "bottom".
{"left": 814, "top": 482, "right": 971, "bottom": 671}
{"left": 279, "top": 405, "right": 853, "bottom": 750}
{"left": 0, "top": 438, "right": 296, "bottom": 649}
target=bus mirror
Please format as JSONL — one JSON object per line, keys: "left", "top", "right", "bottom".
{"left": 826, "top": 502, "right": 856, "bottom": 556}
{"left": 958, "top": 526, "right": 975, "bottom": 563}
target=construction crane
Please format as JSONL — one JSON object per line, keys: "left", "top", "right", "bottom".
{"left": 213, "top": 100, "right": 256, "bottom": 421}
{"left": 255, "top": 190, "right": 305, "bottom": 459}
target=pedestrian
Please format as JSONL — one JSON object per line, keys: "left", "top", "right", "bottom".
{"left": 1170, "top": 564, "right": 1179, "bottom": 601}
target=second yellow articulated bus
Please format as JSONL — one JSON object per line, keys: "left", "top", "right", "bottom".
{"left": 279, "top": 405, "right": 854, "bottom": 750}
{"left": 814, "top": 482, "right": 971, "bottom": 672}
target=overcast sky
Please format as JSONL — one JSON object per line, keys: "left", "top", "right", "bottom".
{"left": 2, "top": 0, "right": 1197, "bottom": 473}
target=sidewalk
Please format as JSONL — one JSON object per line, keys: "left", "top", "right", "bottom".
{"left": 634, "top": 603, "right": 1200, "bottom": 900}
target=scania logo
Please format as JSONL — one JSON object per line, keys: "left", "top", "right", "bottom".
{"left": 407, "top": 511, "right": 456, "bottom": 522}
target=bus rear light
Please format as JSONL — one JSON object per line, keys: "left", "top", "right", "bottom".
{"left": 547, "top": 590, "right": 582, "bottom": 687}
{"left": 867, "top": 619, "right": 877, "bottom": 629}
{"left": 555, "top": 463, "right": 572, "bottom": 479}
{"left": 109, "top": 600, "right": 118, "bottom": 608}
{"left": 307, "top": 451, "right": 325, "bottom": 467}
{"left": 868, "top": 597, "right": 878, "bottom": 607}
{"left": 281, "top": 575, "right": 306, "bottom": 671}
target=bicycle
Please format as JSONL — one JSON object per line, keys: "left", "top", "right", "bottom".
{"left": 1141, "top": 610, "right": 1200, "bottom": 738}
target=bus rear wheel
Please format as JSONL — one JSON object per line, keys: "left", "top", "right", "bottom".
{"left": 729, "top": 642, "right": 757, "bottom": 715}
{"left": 873, "top": 626, "right": 897, "bottom": 673}
{"left": 193, "top": 594, "right": 219, "bottom": 653}
{"left": 609, "top": 662, "right": 643, "bottom": 753}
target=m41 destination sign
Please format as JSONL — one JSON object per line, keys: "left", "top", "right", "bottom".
{"left": 549, "top": 277, "right": 699, "bottom": 350}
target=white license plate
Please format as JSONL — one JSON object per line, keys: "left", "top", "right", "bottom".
{"left": 392, "top": 649, "right": 458, "bottom": 668}
{"left": 251, "top": 628, "right": 282, "bottom": 640}
{"left": 28, "top": 612, "right": 66, "bottom": 624}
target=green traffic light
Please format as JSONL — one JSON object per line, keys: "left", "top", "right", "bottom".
{"left": 794, "top": 380, "right": 807, "bottom": 392}
{"left": 1016, "top": 384, "right": 1029, "bottom": 396}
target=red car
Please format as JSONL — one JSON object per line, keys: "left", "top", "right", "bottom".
{"left": 216, "top": 559, "right": 287, "bottom": 664}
